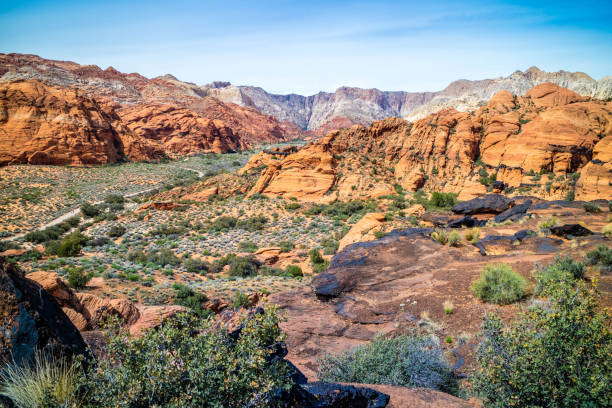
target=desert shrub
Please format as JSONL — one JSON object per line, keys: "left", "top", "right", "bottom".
{"left": 233, "top": 292, "right": 252, "bottom": 309}
{"left": 584, "top": 202, "right": 602, "bottom": 213}
{"left": 182, "top": 257, "right": 210, "bottom": 274}
{"left": 228, "top": 255, "right": 260, "bottom": 278}
{"left": 80, "top": 203, "right": 101, "bottom": 218}
{"left": 448, "top": 231, "right": 460, "bottom": 247}
{"left": 609, "top": 200, "right": 612, "bottom": 211}
{"left": 428, "top": 192, "right": 457, "bottom": 209}
{"left": 238, "top": 240, "right": 258, "bottom": 253}
{"left": 533, "top": 256, "right": 585, "bottom": 295}
{"left": 320, "top": 238, "right": 339, "bottom": 255}
{"left": 236, "top": 215, "right": 268, "bottom": 231}
{"left": 77, "top": 308, "right": 291, "bottom": 407}
{"left": 374, "top": 230, "right": 387, "bottom": 239}
{"left": 57, "top": 231, "right": 89, "bottom": 257}
{"left": 0, "top": 241, "right": 21, "bottom": 253}
{"left": 586, "top": 245, "right": 612, "bottom": 273}
{"left": 172, "top": 283, "right": 210, "bottom": 318}
{"left": 285, "top": 202, "right": 301, "bottom": 210}
{"left": 305, "top": 200, "right": 377, "bottom": 221}
{"left": 565, "top": 190, "right": 575, "bottom": 201}
{"left": 149, "top": 224, "right": 184, "bottom": 236}
{"left": 309, "top": 248, "right": 328, "bottom": 273}
{"left": 285, "top": 264, "right": 303, "bottom": 278}
{"left": 104, "top": 194, "right": 125, "bottom": 205}
{"left": 538, "top": 216, "right": 559, "bottom": 233}
{"left": 603, "top": 223, "right": 612, "bottom": 236}
{"left": 464, "top": 227, "right": 480, "bottom": 243}
{"left": 0, "top": 351, "right": 80, "bottom": 407}
{"left": 279, "top": 240, "right": 295, "bottom": 253}
{"left": 23, "top": 218, "right": 80, "bottom": 244}
{"left": 149, "top": 248, "right": 180, "bottom": 267}
{"left": 474, "top": 279, "right": 611, "bottom": 408}
{"left": 127, "top": 249, "right": 148, "bottom": 264}
{"left": 107, "top": 225, "right": 126, "bottom": 238}
{"left": 472, "top": 263, "right": 526, "bottom": 304}
{"left": 67, "top": 266, "right": 91, "bottom": 289}
{"left": 209, "top": 216, "right": 238, "bottom": 231}
{"left": 318, "top": 334, "right": 453, "bottom": 391}
{"left": 431, "top": 229, "right": 448, "bottom": 245}
{"left": 87, "top": 237, "right": 110, "bottom": 247}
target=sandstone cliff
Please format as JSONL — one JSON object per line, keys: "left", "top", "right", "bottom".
{"left": 246, "top": 83, "right": 611, "bottom": 201}
{"left": 0, "top": 53, "right": 305, "bottom": 165}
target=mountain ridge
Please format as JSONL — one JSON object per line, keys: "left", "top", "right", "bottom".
{"left": 202, "top": 66, "right": 612, "bottom": 132}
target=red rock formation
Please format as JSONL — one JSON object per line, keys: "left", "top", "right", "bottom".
{"left": 0, "top": 80, "right": 160, "bottom": 165}
{"left": 0, "top": 53, "right": 307, "bottom": 165}
{"left": 246, "top": 83, "right": 611, "bottom": 201}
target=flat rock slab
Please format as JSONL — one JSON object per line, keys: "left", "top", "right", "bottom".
{"left": 452, "top": 194, "right": 514, "bottom": 215}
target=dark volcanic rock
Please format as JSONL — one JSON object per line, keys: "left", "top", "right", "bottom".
{"left": 452, "top": 194, "right": 514, "bottom": 215}
{"left": 296, "top": 382, "right": 390, "bottom": 408}
{"left": 447, "top": 216, "right": 487, "bottom": 228}
{"left": 494, "top": 200, "right": 531, "bottom": 223}
{"left": 550, "top": 224, "right": 594, "bottom": 238}
{"left": 0, "top": 257, "right": 89, "bottom": 363}
{"left": 474, "top": 233, "right": 563, "bottom": 256}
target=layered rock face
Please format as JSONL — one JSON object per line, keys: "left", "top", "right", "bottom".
{"left": 247, "top": 84, "right": 611, "bottom": 201}
{"left": 203, "top": 66, "right": 612, "bottom": 133}
{"left": 0, "top": 258, "right": 88, "bottom": 363}
{"left": 0, "top": 80, "right": 161, "bottom": 165}
{"left": 0, "top": 53, "right": 305, "bottom": 165}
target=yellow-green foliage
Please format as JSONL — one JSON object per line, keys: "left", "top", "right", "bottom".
{"left": 431, "top": 229, "right": 449, "bottom": 245}
{"left": 472, "top": 263, "right": 527, "bottom": 305}
{"left": 474, "top": 279, "right": 611, "bottom": 407}
{"left": 464, "top": 228, "right": 480, "bottom": 243}
{"left": 0, "top": 351, "right": 79, "bottom": 408}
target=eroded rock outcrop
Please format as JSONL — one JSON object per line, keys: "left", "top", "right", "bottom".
{"left": 245, "top": 84, "right": 611, "bottom": 201}
{"left": 0, "top": 258, "right": 88, "bottom": 363}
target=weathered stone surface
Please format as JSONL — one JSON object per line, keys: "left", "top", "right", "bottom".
{"left": 494, "top": 200, "right": 531, "bottom": 223}
{"left": 0, "top": 258, "right": 88, "bottom": 363}
{"left": 338, "top": 212, "right": 387, "bottom": 251}
{"left": 549, "top": 224, "right": 594, "bottom": 238}
{"left": 452, "top": 194, "right": 514, "bottom": 215}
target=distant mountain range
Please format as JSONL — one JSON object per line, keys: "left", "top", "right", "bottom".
{"left": 201, "top": 67, "right": 612, "bottom": 133}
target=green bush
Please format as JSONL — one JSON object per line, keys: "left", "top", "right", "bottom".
{"left": 279, "top": 240, "right": 295, "bottom": 253}
{"left": 431, "top": 229, "right": 448, "bottom": 245}
{"left": 228, "top": 255, "right": 259, "bottom": 277}
{"left": 317, "top": 334, "right": 453, "bottom": 391}
{"left": 149, "top": 248, "right": 180, "bottom": 267}
{"left": 233, "top": 292, "right": 252, "bottom": 309}
{"left": 304, "top": 200, "right": 377, "bottom": 221}
{"left": 67, "top": 267, "right": 91, "bottom": 289}
{"left": 309, "top": 248, "right": 324, "bottom": 264}
{"left": 474, "top": 279, "right": 611, "bottom": 408}
{"left": 448, "top": 231, "right": 461, "bottom": 247}
{"left": 57, "top": 231, "right": 89, "bottom": 257}
{"left": 472, "top": 263, "right": 526, "bottom": 304}
{"left": 182, "top": 257, "right": 210, "bottom": 274}
{"left": 76, "top": 308, "right": 291, "bottom": 407}
{"left": 428, "top": 192, "right": 457, "bottom": 209}
{"left": 320, "top": 238, "right": 339, "bottom": 255}
{"left": 80, "top": 203, "right": 101, "bottom": 218}
{"left": 586, "top": 245, "right": 612, "bottom": 273}
{"left": 533, "top": 256, "right": 585, "bottom": 296}
{"left": 107, "top": 225, "right": 126, "bottom": 238}
{"left": 238, "top": 240, "right": 258, "bottom": 253}
{"left": 584, "top": 202, "right": 602, "bottom": 213}
{"left": 24, "top": 218, "right": 80, "bottom": 244}
{"left": 172, "top": 283, "right": 211, "bottom": 318}
{"left": 104, "top": 194, "right": 125, "bottom": 205}
{"left": 236, "top": 215, "right": 268, "bottom": 231}
{"left": 209, "top": 216, "right": 238, "bottom": 231}
{"left": 285, "top": 265, "right": 303, "bottom": 278}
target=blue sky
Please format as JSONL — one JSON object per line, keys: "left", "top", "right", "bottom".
{"left": 1, "top": 0, "right": 610, "bottom": 95}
